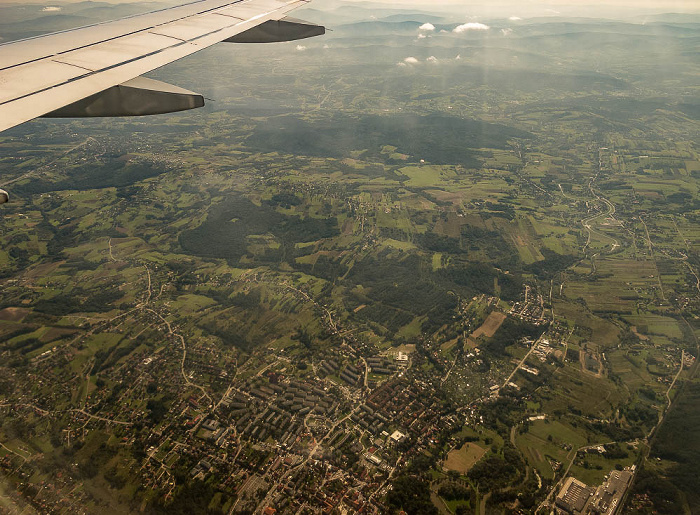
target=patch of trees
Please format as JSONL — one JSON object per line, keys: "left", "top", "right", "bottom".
{"left": 468, "top": 447, "right": 522, "bottom": 491}
{"left": 7, "top": 337, "right": 44, "bottom": 355}
{"left": 379, "top": 227, "right": 410, "bottom": 241}
{"left": 353, "top": 302, "right": 414, "bottom": 335}
{"left": 386, "top": 475, "right": 438, "bottom": 515}
{"left": 246, "top": 113, "right": 530, "bottom": 167}
{"left": 0, "top": 379, "right": 12, "bottom": 396}
{"left": 93, "top": 339, "right": 140, "bottom": 374}
{"left": 566, "top": 348, "right": 580, "bottom": 361}
{"left": 33, "top": 287, "right": 123, "bottom": 316}
{"left": 526, "top": 248, "right": 579, "bottom": 279}
{"left": 63, "top": 258, "right": 101, "bottom": 271}
{"left": 103, "top": 466, "right": 127, "bottom": 490}
{"left": 647, "top": 382, "right": 700, "bottom": 511}
{"left": 666, "top": 192, "right": 692, "bottom": 204}
{"left": 629, "top": 468, "right": 685, "bottom": 514}
{"left": 461, "top": 225, "right": 518, "bottom": 268}
{"left": 266, "top": 192, "right": 302, "bottom": 208}
{"left": 415, "top": 232, "right": 462, "bottom": 254}
{"left": 295, "top": 255, "right": 348, "bottom": 282}
{"left": 406, "top": 452, "right": 438, "bottom": 474}
{"left": 438, "top": 482, "right": 470, "bottom": 501}
{"left": 45, "top": 224, "right": 77, "bottom": 258}
{"left": 291, "top": 327, "right": 314, "bottom": 350}
{"left": 78, "top": 442, "right": 118, "bottom": 479}
{"left": 230, "top": 289, "right": 262, "bottom": 310}
{"left": 638, "top": 386, "right": 659, "bottom": 401}
{"left": 484, "top": 201, "right": 516, "bottom": 220}
{"left": 602, "top": 443, "right": 629, "bottom": 460}
{"left": 623, "top": 403, "right": 658, "bottom": 427}
{"left": 481, "top": 397, "right": 527, "bottom": 435}
{"left": 8, "top": 247, "right": 30, "bottom": 269}
{"left": 147, "top": 398, "right": 170, "bottom": 424}
{"left": 179, "top": 195, "right": 339, "bottom": 262}
{"left": 0, "top": 326, "right": 36, "bottom": 344}
{"left": 440, "top": 262, "right": 522, "bottom": 301}
{"left": 200, "top": 321, "right": 256, "bottom": 352}
{"left": 346, "top": 253, "right": 458, "bottom": 333}
{"left": 483, "top": 317, "right": 545, "bottom": 357}
{"left": 14, "top": 159, "right": 167, "bottom": 196}
{"left": 151, "top": 479, "right": 223, "bottom": 515}
{"left": 586, "top": 421, "right": 643, "bottom": 441}
{"left": 2, "top": 417, "right": 32, "bottom": 441}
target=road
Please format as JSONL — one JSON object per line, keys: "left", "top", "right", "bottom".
{"left": 639, "top": 216, "right": 666, "bottom": 301}
{"left": 581, "top": 190, "right": 620, "bottom": 254}
{"left": 536, "top": 441, "right": 615, "bottom": 514}
{"left": 502, "top": 335, "right": 541, "bottom": 388}
{"left": 146, "top": 308, "right": 213, "bottom": 407}
{"left": 2, "top": 137, "right": 97, "bottom": 187}
{"left": 538, "top": 347, "right": 690, "bottom": 514}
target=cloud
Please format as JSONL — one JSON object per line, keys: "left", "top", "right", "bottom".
{"left": 501, "top": 28, "right": 513, "bottom": 36}
{"left": 545, "top": 8, "right": 561, "bottom": 14}
{"left": 419, "top": 22, "right": 435, "bottom": 31}
{"left": 508, "top": 16, "right": 522, "bottom": 21}
{"left": 42, "top": 6, "right": 61, "bottom": 11}
{"left": 296, "top": 45, "right": 307, "bottom": 51}
{"left": 417, "top": 33, "right": 427, "bottom": 39}
{"left": 426, "top": 56, "right": 439, "bottom": 64}
{"left": 453, "top": 22, "right": 490, "bottom": 33}
{"left": 403, "top": 56, "right": 419, "bottom": 64}
{"left": 455, "top": 54, "right": 461, "bottom": 60}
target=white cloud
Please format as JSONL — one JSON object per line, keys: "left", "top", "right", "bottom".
{"left": 455, "top": 54, "right": 461, "bottom": 60}
{"left": 403, "top": 56, "right": 419, "bottom": 64}
{"left": 417, "top": 33, "right": 427, "bottom": 39}
{"left": 501, "top": 28, "right": 513, "bottom": 36}
{"left": 296, "top": 45, "right": 307, "bottom": 51}
{"left": 419, "top": 22, "right": 435, "bottom": 31}
{"left": 508, "top": 16, "right": 522, "bottom": 21}
{"left": 42, "top": 6, "right": 61, "bottom": 11}
{"left": 545, "top": 8, "right": 561, "bottom": 14}
{"left": 453, "top": 22, "right": 490, "bottom": 33}
{"left": 426, "top": 56, "right": 439, "bottom": 63}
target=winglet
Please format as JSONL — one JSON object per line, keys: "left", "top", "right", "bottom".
{"left": 42, "top": 77, "right": 204, "bottom": 118}
{"left": 224, "top": 17, "right": 325, "bottom": 43}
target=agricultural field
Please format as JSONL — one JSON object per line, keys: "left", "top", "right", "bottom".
{"left": 443, "top": 443, "right": 487, "bottom": 475}
{"left": 0, "top": 2, "right": 699, "bottom": 514}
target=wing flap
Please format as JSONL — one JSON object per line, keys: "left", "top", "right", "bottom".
{"left": 0, "top": 61, "right": 87, "bottom": 105}
{"left": 0, "top": 0, "right": 314, "bottom": 132}
{"left": 147, "top": 13, "right": 240, "bottom": 41}
{"left": 0, "top": 0, "right": 235, "bottom": 70}
{"left": 50, "top": 33, "right": 178, "bottom": 73}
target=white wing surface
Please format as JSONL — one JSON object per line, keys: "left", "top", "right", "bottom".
{"left": 0, "top": 0, "right": 322, "bottom": 133}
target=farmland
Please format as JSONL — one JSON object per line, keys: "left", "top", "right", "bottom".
{"left": 0, "top": 2, "right": 699, "bottom": 514}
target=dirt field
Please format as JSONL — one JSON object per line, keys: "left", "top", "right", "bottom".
{"left": 443, "top": 442, "right": 487, "bottom": 474}
{"left": 40, "top": 327, "right": 78, "bottom": 343}
{"left": 470, "top": 312, "right": 507, "bottom": 339}
{"left": 0, "top": 308, "right": 30, "bottom": 322}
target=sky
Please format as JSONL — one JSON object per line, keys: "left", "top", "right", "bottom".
{"left": 348, "top": 0, "right": 699, "bottom": 6}
{"left": 1, "top": 0, "right": 697, "bottom": 18}
{"left": 3, "top": 0, "right": 698, "bottom": 7}
{"left": 340, "top": 0, "right": 700, "bottom": 19}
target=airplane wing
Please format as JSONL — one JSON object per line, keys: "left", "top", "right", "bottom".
{"left": 0, "top": 0, "right": 323, "bottom": 133}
